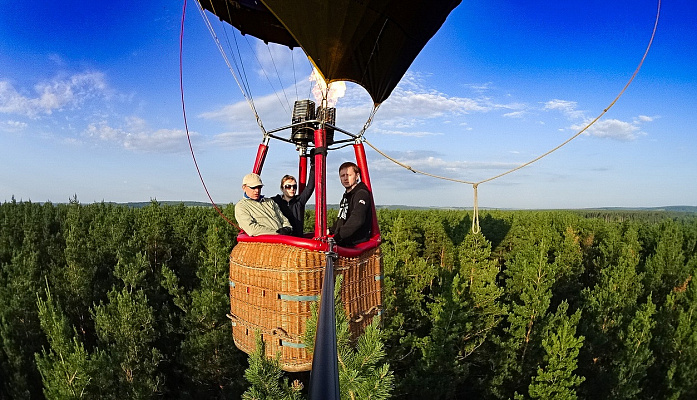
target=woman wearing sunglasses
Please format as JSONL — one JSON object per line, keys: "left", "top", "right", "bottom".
{"left": 270, "top": 158, "right": 315, "bottom": 237}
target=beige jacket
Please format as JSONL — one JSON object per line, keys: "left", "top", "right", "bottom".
{"left": 235, "top": 196, "right": 291, "bottom": 236}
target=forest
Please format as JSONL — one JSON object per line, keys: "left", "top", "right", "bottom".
{"left": 1, "top": 199, "right": 696, "bottom": 399}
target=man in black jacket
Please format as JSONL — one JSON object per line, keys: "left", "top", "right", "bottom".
{"left": 331, "top": 161, "right": 372, "bottom": 247}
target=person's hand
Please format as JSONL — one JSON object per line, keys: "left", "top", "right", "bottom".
{"left": 309, "top": 147, "right": 326, "bottom": 158}
{"left": 277, "top": 226, "right": 292, "bottom": 235}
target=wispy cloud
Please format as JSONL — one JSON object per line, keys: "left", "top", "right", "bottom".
{"left": 0, "top": 119, "right": 28, "bottom": 132}
{"left": 0, "top": 72, "right": 108, "bottom": 118}
{"left": 503, "top": 110, "right": 526, "bottom": 118}
{"left": 464, "top": 82, "right": 494, "bottom": 93}
{"left": 86, "top": 117, "right": 194, "bottom": 153}
{"left": 544, "top": 98, "right": 651, "bottom": 140}
{"left": 370, "top": 150, "right": 521, "bottom": 178}
{"left": 543, "top": 99, "right": 586, "bottom": 119}
{"left": 372, "top": 127, "right": 444, "bottom": 137}
{"left": 571, "top": 118, "right": 646, "bottom": 141}
{"left": 635, "top": 115, "right": 658, "bottom": 123}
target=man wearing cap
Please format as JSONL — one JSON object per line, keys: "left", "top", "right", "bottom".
{"left": 235, "top": 173, "right": 292, "bottom": 236}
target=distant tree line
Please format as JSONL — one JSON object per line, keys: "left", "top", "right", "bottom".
{"left": 1, "top": 199, "right": 696, "bottom": 399}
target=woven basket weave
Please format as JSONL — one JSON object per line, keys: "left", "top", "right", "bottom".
{"left": 229, "top": 241, "right": 383, "bottom": 372}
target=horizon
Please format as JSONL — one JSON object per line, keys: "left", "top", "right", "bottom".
{"left": 2, "top": 1, "right": 696, "bottom": 209}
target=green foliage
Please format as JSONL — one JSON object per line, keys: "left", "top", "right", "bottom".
{"left": 527, "top": 302, "right": 585, "bottom": 400}
{"left": 410, "top": 232, "right": 505, "bottom": 398}
{"left": 35, "top": 282, "right": 107, "bottom": 399}
{"left": 242, "top": 334, "right": 304, "bottom": 400}
{"left": 306, "top": 276, "right": 394, "bottom": 400}
{"left": 178, "top": 220, "right": 247, "bottom": 398}
{"left": 245, "top": 276, "right": 393, "bottom": 400}
{"left": 611, "top": 295, "right": 655, "bottom": 399}
{"left": 93, "top": 284, "right": 163, "bottom": 398}
{"left": 2, "top": 201, "right": 697, "bottom": 399}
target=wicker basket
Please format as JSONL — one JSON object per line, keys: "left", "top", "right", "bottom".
{"left": 228, "top": 241, "right": 382, "bottom": 372}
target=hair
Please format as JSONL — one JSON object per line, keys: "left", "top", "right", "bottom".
{"left": 280, "top": 174, "right": 296, "bottom": 189}
{"left": 338, "top": 161, "right": 360, "bottom": 176}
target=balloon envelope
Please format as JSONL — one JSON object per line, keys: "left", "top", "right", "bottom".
{"left": 198, "top": 0, "right": 462, "bottom": 104}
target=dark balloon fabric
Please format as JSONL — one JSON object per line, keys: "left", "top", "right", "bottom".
{"left": 198, "top": 0, "right": 462, "bottom": 104}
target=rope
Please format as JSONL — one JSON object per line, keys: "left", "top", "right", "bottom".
{"left": 471, "top": 184, "right": 480, "bottom": 234}
{"left": 266, "top": 45, "right": 292, "bottom": 113}
{"left": 195, "top": 0, "right": 267, "bottom": 135}
{"left": 358, "top": 104, "right": 381, "bottom": 138}
{"left": 365, "top": 0, "right": 661, "bottom": 233}
{"left": 181, "top": 0, "right": 239, "bottom": 230}
{"left": 292, "top": 50, "right": 299, "bottom": 100}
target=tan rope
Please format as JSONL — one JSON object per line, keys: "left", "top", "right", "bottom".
{"left": 471, "top": 183, "right": 480, "bottom": 234}
{"left": 365, "top": 0, "right": 661, "bottom": 233}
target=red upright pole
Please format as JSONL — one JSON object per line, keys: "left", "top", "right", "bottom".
{"left": 314, "top": 129, "right": 327, "bottom": 239}
{"left": 353, "top": 143, "right": 380, "bottom": 237}
{"left": 298, "top": 153, "right": 308, "bottom": 193}
{"left": 252, "top": 143, "right": 269, "bottom": 175}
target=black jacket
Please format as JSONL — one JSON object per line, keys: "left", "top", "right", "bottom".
{"left": 331, "top": 181, "right": 372, "bottom": 247}
{"left": 271, "top": 166, "right": 315, "bottom": 237}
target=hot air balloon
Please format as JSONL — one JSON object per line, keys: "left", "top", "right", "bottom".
{"left": 196, "top": 0, "right": 461, "bottom": 378}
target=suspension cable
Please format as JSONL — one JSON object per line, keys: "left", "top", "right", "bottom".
{"left": 195, "top": 0, "right": 267, "bottom": 135}
{"left": 365, "top": 0, "right": 661, "bottom": 233}
{"left": 180, "top": 0, "right": 239, "bottom": 230}
{"left": 266, "top": 45, "right": 292, "bottom": 114}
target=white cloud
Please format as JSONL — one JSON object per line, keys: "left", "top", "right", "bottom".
{"left": 636, "top": 115, "right": 657, "bottom": 123}
{"left": 543, "top": 99, "right": 586, "bottom": 120}
{"left": 503, "top": 111, "right": 526, "bottom": 118}
{"left": 370, "top": 150, "right": 521, "bottom": 177}
{"left": 373, "top": 127, "right": 443, "bottom": 137}
{"left": 464, "top": 82, "right": 494, "bottom": 93}
{"left": 0, "top": 119, "right": 28, "bottom": 132}
{"left": 0, "top": 72, "right": 108, "bottom": 118}
{"left": 86, "top": 118, "right": 194, "bottom": 153}
{"left": 571, "top": 118, "right": 645, "bottom": 141}
{"left": 210, "top": 130, "right": 261, "bottom": 148}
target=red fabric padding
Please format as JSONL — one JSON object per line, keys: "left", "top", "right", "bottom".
{"left": 235, "top": 233, "right": 381, "bottom": 258}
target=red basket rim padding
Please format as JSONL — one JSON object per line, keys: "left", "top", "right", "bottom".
{"left": 236, "top": 233, "right": 381, "bottom": 258}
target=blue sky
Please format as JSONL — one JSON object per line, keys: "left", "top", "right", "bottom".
{"left": 1, "top": 0, "right": 695, "bottom": 209}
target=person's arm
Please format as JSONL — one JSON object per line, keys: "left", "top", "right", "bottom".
{"left": 278, "top": 206, "right": 292, "bottom": 229}
{"left": 334, "top": 190, "right": 371, "bottom": 242}
{"left": 235, "top": 201, "right": 278, "bottom": 236}
{"left": 297, "top": 161, "right": 315, "bottom": 205}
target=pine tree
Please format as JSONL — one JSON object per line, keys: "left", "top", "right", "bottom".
{"left": 643, "top": 220, "right": 687, "bottom": 299}
{"left": 242, "top": 334, "right": 304, "bottom": 400}
{"left": 380, "top": 213, "right": 435, "bottom": 393}
{"left": 528, "top": 302, "right": 585, "bottom": 400}
{"left": 305, "top": 276, "right": 394, "bottom": 400}
{"left": 652, "top": 258, "right": 697, "bottom": 399}
{"left": 611, "top": 295, "right": 655, "bottom": 399}
{"left": 179, "top": 220, "right": 247, "bottom": 397}
{"left": 35, "top": 282, "right": 108, "bottom": 399}
{"left": 412, "top": 231, "right": 505, "bottom": 398}
{"left": 92, "top": 252, "right": 163, "bottom": 399}
{"left": 491, "top": 227, "right": 559, "bottom": 399}
{"left": 579, "top": 223, "right": 643, "bottom": 396}
{"left": 244, "top": 276, "right": 394, "bottom": 400}
{"left": 421, "top": 214, "right": 456, "bottom": 271}
{"left": 54, "top": 200, "right": 98, "bottom": 336}
{"left": 0, "top": 202, "right": 53, "bottom": 398}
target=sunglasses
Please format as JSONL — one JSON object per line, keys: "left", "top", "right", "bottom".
{"left": 249, "top": 186, "right": 262, "bottom": 190}
{"left": 284, "top": 184, "right": 298, "bottom": 190}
